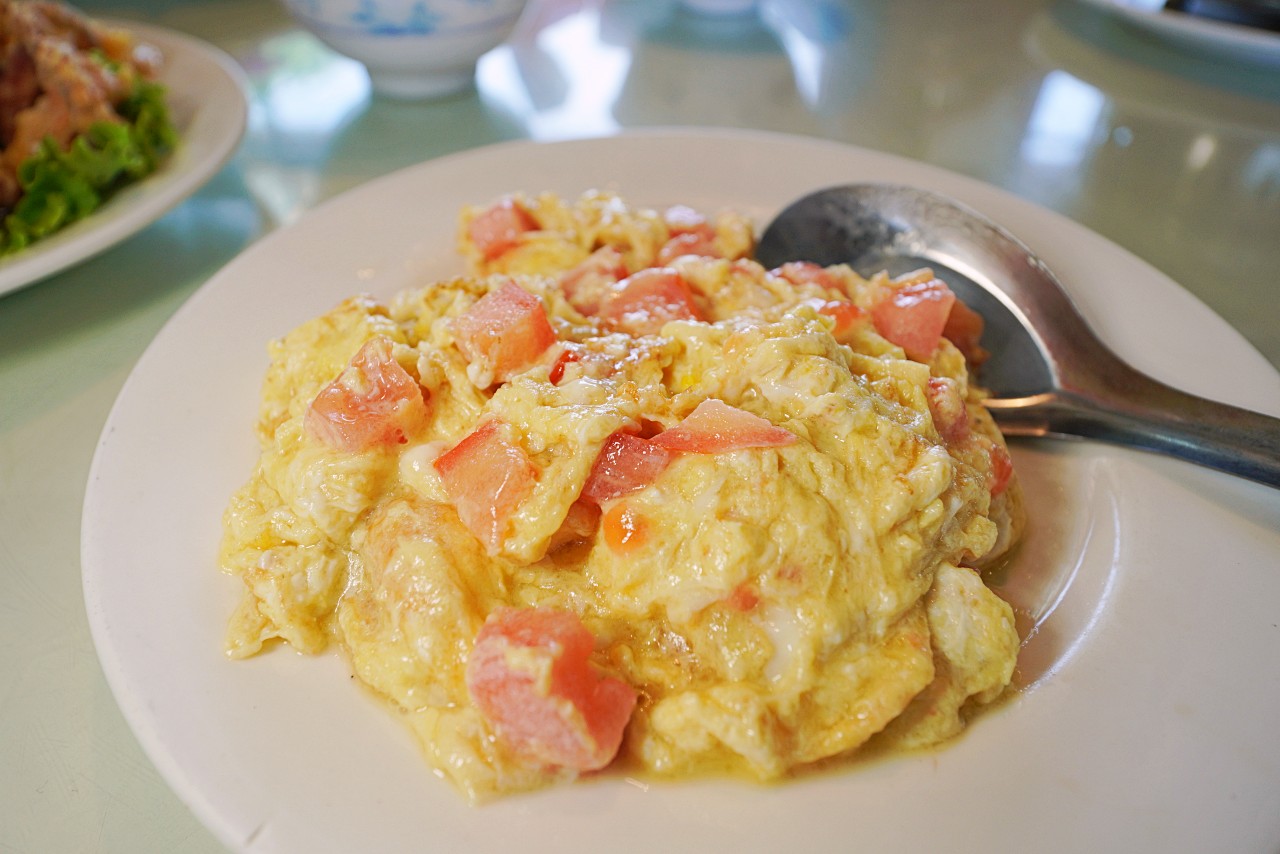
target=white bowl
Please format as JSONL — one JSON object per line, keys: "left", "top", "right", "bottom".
{"left": 280, "top": 0, "right": 528, "bottom": 99}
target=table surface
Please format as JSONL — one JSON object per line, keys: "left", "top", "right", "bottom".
{"left": 3, "top": 0, "right": 1278, "bottom": 850}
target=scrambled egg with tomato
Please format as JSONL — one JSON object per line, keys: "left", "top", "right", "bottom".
{"left": 220, "top": 191, "right": 1024, "bottom": 802}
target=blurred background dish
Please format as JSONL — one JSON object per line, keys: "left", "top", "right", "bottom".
{"left": 1075, "top": 0, "right": 1280, "bottom": 64}
{"left": 0, "top": 21, "right": 247, "bottom": 298}
{"left": 278, "top": 0, "right": 529, "bottom": 99}
{"left": 679, "top": 0, "right": 758, "bottom": 15}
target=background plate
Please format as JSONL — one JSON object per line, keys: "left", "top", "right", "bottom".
{"left": 0, "top": 20, "right": 248, "bottom": 298}
{"left": 82, "top": 129, "right": 1280, "bottom": 854}
{"left": 1076, "top": 0, "right": 1280, "bottom": 65}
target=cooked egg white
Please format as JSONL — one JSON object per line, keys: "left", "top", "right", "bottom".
{"left": 220, "top": 191, "right": 1024, "bottom": 802}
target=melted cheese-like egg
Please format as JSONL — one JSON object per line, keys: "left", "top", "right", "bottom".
{"left": 220, "top": 191, "right": 1024, "bottom": 802}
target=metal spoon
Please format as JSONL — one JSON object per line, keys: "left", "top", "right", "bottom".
{"left": 755, "top": 183, "right": 1280, "bottom": 488}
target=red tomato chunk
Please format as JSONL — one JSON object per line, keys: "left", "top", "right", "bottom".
{"left": 942, "top": 297, "right": 989, "bottom": 367}
{"left": 988, "top": 442, "right": 1014, "bottom": 497}
{"left": 547, "top": 344, "right": 582, "bottom": 385}
{"left": 652, "top": 399, "right": 796, "bottom": 453}
{"left": 305, "top": 337, "right": 428, "bottom": 453}
{"left": 467, "top": 197, "right": 539, "bottom": 260}
{"left": 662, "top": 204, "right": 711, "bottom": 236}
{"left": 772, "top": 261, "right": 845, "bottom": 294}
{"left": 453, "top": 281, "right": 557, "bottom": 384}
{"left": 599, "top": 268, "right": 706, "bottom": 336}
{"left": 657, "top": 231, "right": 721, "bottom": 265}
{"left": 559, "top": 246, "right": 628, "bottom": 316}
{"left": 582, "top": 430, "right": 672, "bottom": 504}
{"left": 815, "top": 299, "right": 867, "bottom": 340}
{"left": 926, "top": 376, "right": 971, "bottom": 444}
{"left": 871, "top": 277, "right": 956, "bottom": 362}
{"left": 433, "top": 420, "right": 538, "bottom": 552}
{"left": 466, "top": 607, "right": 637, "bottom": 772}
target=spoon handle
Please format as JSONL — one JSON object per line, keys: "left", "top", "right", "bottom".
{"left": 989, "top": 367, "right": 1280, "bottom": 488}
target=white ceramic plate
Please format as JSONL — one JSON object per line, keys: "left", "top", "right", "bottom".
{"left": 0, "top": 20, "right": 247, "bottom": 298}
{"left": 1077, "top": 0, "right": 1280, "bottom": 65}
{"left": 82, "top": 130, "right": 1280, "bottom": 854}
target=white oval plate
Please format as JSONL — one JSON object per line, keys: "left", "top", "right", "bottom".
{"left": 82, "top": 130, "right": 1280, "bottom": 854}
{"left": 1077, "top": 0, "right": 1280, "bottom": 65}
{"left": 0, "top": 20, "right": 247, "bottom": 298}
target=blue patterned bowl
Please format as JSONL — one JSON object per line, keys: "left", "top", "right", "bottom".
{"left": 281, "top": 0, "right": 528, "bottom": 99}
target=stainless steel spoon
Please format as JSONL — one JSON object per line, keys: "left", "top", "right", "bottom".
{"left": 755, "top": 183, "right": 1280, "bottom": 488}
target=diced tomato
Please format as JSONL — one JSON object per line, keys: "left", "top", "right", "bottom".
{"left": 305, "top": 337, "right": 429, "bottom": 452}
{"left": 657, "top": 204, "right": 719, "bottom": 264}
{"left": 433, "top": 420, "right": 538, "bottom": 552}
{"left": 582, "top": 431, "right": 672, "bottom": 504}
{"left": 559, "top": 246, "right": 628, "bottom": 316}
{"left": 663, "top": 204, "right": 712, "bottom": 236}
{"left": 466, "top": 607, "right": 637, "bottom": 772}
{"left": 453, "top": 281, "right": 557, "bottom": 384}
{"left": 926, "top": 376, "right": 971, "bottom": 444}
{"left": 772, "top": 261, "right": 845, "bottom": 294}
{"left": 548, "top": 344, "right": 582, "bottom": 385}
{"left": 601, "top": 501, "right": 649, "bottom": 554}
{"left": 599, "top": 268, "right": 707, "bottom": 336}
{"left": 815, "top": 299, "right": 867, "bottom": 340}
{"left": 988, "top": 441, "right": 1014, "bottom": 497}
{"left": 942, "top": 298, "right": 989, "bottom": 367}
{"left": 651, "top": 399, "right": 795, "bottom": 452}
{"left": 871, "top": 277, "right": 957, "bottom": 362}
{"left": 657, "top": 231, "right": 721, "bottom": 265}
{"left": 467, "top": 197, "right": 539, "bottom": 261}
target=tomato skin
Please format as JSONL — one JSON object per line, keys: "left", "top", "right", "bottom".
{"left": 305, "top": 337, "right": 428, "bottom": 452}
{"left": 467, "top": 197, "right": 539, "bottom": 260}
{"left": 453, "top": 281, "right": 557, "bottom": 384}
{"left": 871, "top": 277, "right": 957, "bottom": 362}
{"left": 651, "top": 399, "right": 796, "bottom": 453}
{"left": 582, "top": 430, "right": 672, "bottom": 504}
{"left": 599, "top": 268, "right": 706, "bottom": 336}
{"left": 547, "top": 344, "right": 582, "bottom": 385}
{"left": 466, "top": 607, "right": 637, "bottom": 772}
{"left": 433, "top": 419, "right": 538, "bottom": 552}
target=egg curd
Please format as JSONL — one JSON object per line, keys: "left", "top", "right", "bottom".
{"left": 219, "top": 191, "right": 1025, "bottom": 802}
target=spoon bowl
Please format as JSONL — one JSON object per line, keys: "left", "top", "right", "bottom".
{"left": 755, "top": 184, "right": 1280, "bottom": 488}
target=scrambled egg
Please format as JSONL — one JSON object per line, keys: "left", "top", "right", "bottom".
{"left": 220, "top": 191, "right": 1024, "bottom": 802}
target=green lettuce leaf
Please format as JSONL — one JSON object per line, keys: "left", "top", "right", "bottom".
{"left": 1, "top": 79, "right": 177, "bottom": 255}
